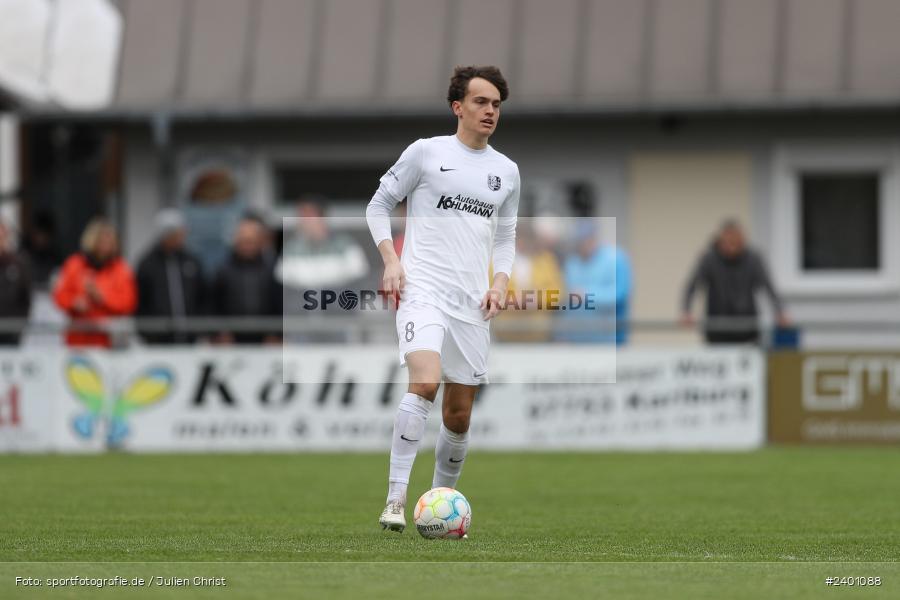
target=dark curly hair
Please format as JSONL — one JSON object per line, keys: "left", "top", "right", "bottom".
{"left": 446, "top": 65, "right": 509, "bottom": 107}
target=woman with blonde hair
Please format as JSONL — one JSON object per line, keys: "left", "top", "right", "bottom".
{"left": 53, "top": 218, "right": 137, "bottom": 347}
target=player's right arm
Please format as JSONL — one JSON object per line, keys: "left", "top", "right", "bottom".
{"left": 376, "top": 239, "right": 404, "bottom": 297}
{"left": 366, "top": 139, "right": 425, "bottom": 297}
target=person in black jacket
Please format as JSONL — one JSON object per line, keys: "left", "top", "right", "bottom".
{"left": 136, "top": 210, "right": 206, "bottom": 344}
{"left": 213, "top": 217, "right": 282, "bottom": 344}
{"left": 0, "top": 222, "right": 31, "bottom": 345}
{"left": 21, "top": 211, "right": 62, "bottom": 290}
{"left": 681, "top": 220, "right": 788, "bottom": 344}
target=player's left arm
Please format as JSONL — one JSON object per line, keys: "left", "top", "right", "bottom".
{"left": 482, "top": 168, "right": 520, "bottom": 320}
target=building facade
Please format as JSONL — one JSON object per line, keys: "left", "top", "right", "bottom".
{"left": 4, "top": 0, "right": 900, "bottom": 347}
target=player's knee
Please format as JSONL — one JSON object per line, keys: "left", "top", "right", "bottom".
{"left": 409, "top": 382, "right": 440, "bottom": 401}
{"left": 443, "top": 407, "right": 470, "bottom": 433}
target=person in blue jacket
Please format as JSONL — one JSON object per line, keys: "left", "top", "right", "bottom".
{"left": 557, "top": 221, "right": 632, "bottom": 344}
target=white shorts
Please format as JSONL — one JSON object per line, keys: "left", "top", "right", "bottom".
{"left": 396, "top": 301, "right": 490, "bottom": 385}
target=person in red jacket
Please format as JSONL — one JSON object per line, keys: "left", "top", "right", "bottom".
{"left": 53, "top": 218, "right": 137, "bottom": 347}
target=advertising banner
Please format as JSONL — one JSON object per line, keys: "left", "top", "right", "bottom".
{"left": 769, "top": 352, "right": 900, "bottom": 444}
{"left": 0, "top": 350, "right": 56, "bottom": 452}
{"left": 40, "top": 346, "right": 764, "bottom": 452}
{"left": 487, "top": 348, "right": 764, "bottom": 450}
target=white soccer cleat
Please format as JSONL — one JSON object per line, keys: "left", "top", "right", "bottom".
{"left": 379, "top": 500, "right": 406, "bottom": 532}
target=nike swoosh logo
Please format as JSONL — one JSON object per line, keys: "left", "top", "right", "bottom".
{"left": 449, "top": 458, "right": 464, "bottom": 463}
{"left": 473, "top": 371, "right": 487, "bottom": 378}
{"left": 400, "top": 435, "right": 419, "bottom": 442}
{"left": 440, "top": 166, "right": 456, "bottom": 172}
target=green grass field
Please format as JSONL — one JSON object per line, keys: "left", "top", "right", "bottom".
{"left": 1, "top": 449, "right": 898, "bottom": 599}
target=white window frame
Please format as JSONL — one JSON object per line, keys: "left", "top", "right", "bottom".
{"left": 771, "top": 143, "right": 900, "bottom": 296}
{"left": 259, "top": 145, "right": 398, "bottom": 223}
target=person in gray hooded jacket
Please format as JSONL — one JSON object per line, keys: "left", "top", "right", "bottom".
{"left": 681, "top": 220, "right": 788, "bottom": 344}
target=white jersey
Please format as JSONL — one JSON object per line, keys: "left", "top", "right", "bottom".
{"left": 366, "top": 135, "right": 520, "bottom": 328}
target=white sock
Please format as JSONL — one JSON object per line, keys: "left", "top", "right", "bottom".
{"left": 387, "top": 393, "right": 432, "bottom": 505}
{"left": 432, "top": 423, "right": 469, "bottom": 489}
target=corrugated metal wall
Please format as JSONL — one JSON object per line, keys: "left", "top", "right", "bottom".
{"left": 108, "top": 0, "right": 900, "bottom": 114}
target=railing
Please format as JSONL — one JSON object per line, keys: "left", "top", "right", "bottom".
{"left": 0, "top": 316, "right": 897, "bottom": 345}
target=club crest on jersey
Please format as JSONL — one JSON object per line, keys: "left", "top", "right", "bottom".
{"left": 487, "top": 174, "right": 501, "bottom": 191}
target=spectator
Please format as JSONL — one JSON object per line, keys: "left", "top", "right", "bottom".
{"left": 19, "top": 212, "right": 65, "bottom": 348}
{"left": 532, "top": 213, "right": 565, "bottom": 264}
{"left": 495, "top": 224, "right": 563, "bottom": 342}
{"left": 53, "top": 218, "right": 137, "bottom": 347}
{"left": 136, "top": 209, "right": 207, "bottom": 344}
{"left": 21, "top": 211, "right": 62, "bottom": 289}
{"left": 276, "top": 202, "right": 369, "bottom": 342}
{"left": 0, "top": 221, "right": 32, "bottom": 345}
{"left": 681, "top": 219, "right": 788, "bottom": 344}
{"left": 242, "top": 208, "right": 277, "bottom": 267}
{"left": 276, "top": 201, "right": 369, "bottom": 289}
{"left": 557, "top": 221, "right": 632, "bottom": 345}
{"left": 213, "top": 217, "right": 282, "bottom": 344}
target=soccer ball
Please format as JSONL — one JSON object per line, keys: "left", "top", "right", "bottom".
{"left": 413, "top": 487, "right": 471, "bottom": 539}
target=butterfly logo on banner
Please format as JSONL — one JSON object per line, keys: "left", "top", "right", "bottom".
{"left": 65, "top": 356, "right": 175, "bottom": 446}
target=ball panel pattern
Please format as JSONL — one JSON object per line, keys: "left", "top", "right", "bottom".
{"left": 414, "top": 487, "right": 471, "bottom": 539}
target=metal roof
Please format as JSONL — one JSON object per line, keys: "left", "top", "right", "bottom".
{"left": 22, "top": 0, "right": 900, "bottom": 116}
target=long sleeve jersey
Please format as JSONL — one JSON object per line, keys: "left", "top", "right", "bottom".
{"left": 366, "top": 135, "right": 520, "bottom": 327}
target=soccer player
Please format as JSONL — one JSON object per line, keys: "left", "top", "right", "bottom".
{"left": 366, "top": 65, "right": 520, "bottom": 532}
